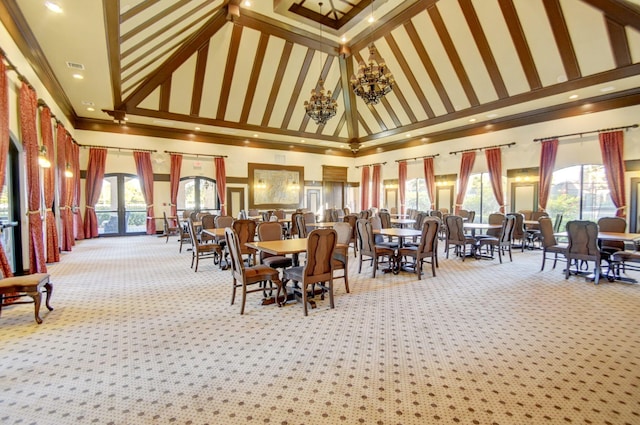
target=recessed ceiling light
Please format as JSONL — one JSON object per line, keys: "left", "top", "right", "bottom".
{"left": 340, "top": 145, "right": 344, "bottom": 148}
{"left": 368, "top": 15, "right": 375, "bottom": 23}
{"left": 341, "top": 36, "right": 347, "bottom": 43}
{"left": 469, "top": 118, "right": 476, "bottom": 123}
{"left": 569, "top": 94, "right": 579, "bottom": 99}
{"left": 72, "top": 74, "right": 84, "bottom": 80}
{"left": 405, "top": 134, "right": 411, "bottom": 138}
{"left": 45, "top": 1, "right": 63, "bottom": 13}
{"left": 300, "top": 140, "right": 305, "bottom": 143}
{"left": 243, "top": 1, "right": 251, "bottom": 6}
{"left": 195, "top": 127, "right": 200, "bottom": 131}
{"left": 253, "top": 134, "right": 258, "bottom": 138}
{"left": 86, "top": 107, "right": 95, "bottom": 112}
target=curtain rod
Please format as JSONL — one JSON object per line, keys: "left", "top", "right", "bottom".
{"left": 164, "top": 150, "right": 227, "bottom": 158}
{"left": 532, "top": 124, "right": 639, "bottom": 142}
{"left": 395, "top": 153, "right": 440, "bottom": 163}
{"left": 450, "top": 142, "right": 515, "bottom": 156}
{"left": 79, "top": 144, "right": 156, "bottom": 153}
{"left": 0, "top": 47, "right": 34, "bottom": 90}
{"left": 37, "top": 98, "right": 63, "bottom": 124}
{"left": 355, "top": 161, "right": 387, "bottom": 169}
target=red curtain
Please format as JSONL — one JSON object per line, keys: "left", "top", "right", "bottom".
{"left": 398, "top": 161, "right": 407, "bottom": 215}
{"left": 72, "top": 141, "right": 84, "bottom": 240}
{"left": 485, "top": 148, "right": 505, "bottom": 213}
{"left": 83, "top": 148, "right": 107, "bottom": 238}
{"left": 56, "top": 124, "right": 72, "bottom": 251}
{"left": 599, "top": 131, "right": 626, "bottom": 217}
{"left": 40, "top": 106, "right": 59, "bottom": 262}
{"left": 20, "top": 83, "right": 47, "bottom": 273}
{"left": 454, "top": 152, "right": 476, "bottom": 215}
{"left": 215, "top": 157, "right": 227, "bottom": 216}
{"left": 538, "top": 139, "right": 558, "bottom": 212}
{"left": 170, "top": 154, "right": 182, "bottom": 225}
{"left": 360, "top": 166, "right": 370, "bottom": 211}
{"left": 423, "top": 157, "right": 436, "bottom": 210}
{"left": 133, "top": 151, "right": 156, "bottom": 234}
{"left": 0, "top": 60, "right": 14, "bottom": 277}
{"left": 371, "top": 164, "right": 381, "bottom": 209}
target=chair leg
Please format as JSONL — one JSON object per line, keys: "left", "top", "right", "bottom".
{"left": 302, "top": 283, "right": 309, "bottom": 316}
{"left": 240, "top": 284, "right": 247, "bottom": 314}
{"left": 540, "top": 252, "right": 547, "bottom": 271}
{"left": 25, "top": 290, "right": 43, "bottom": 324}
{"left": 328, "top": 280, "right": 335, "bottom": 309}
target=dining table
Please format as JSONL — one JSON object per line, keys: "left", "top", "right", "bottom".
{"left": 307, "top": 221, "right": 338, "bottom": 229}
{"left": 463, "top": 222, "right": 502, "bottom": 237}
{"left": 390, "top": 218, "right": 416, "bottom": 228}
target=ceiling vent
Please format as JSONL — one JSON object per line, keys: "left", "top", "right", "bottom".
{"left": 66, "top": 61, "right": 85, "bottom": 70}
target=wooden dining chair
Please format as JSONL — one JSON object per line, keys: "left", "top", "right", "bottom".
{"left": 397, "top": 217, "right": 440, "bottom": 279}
{"left": 0, "top": 273, "right": 53, "bottom": 324}
{"left": 539, "top": 216, "right": 567, "bottom": 271}
{"left": 232, "top": 219, "right": 258, "bottom": 266}
{"left": 187, "top": 218, "right": 223, "bottom": 272}
{"left": 565, "top": 220, "right": 602, "bottom": 284}
{"left": 476, "top": 214, "right": 516, "bottom": 263}
{"left": 283, "top": 228, "right": 337, "bottom": 316}
{"left": 162, "top": 211, "right": 180, "bottom": 243}
{"left": 225, "top": 228, "right": 284, "bottom": 315}
{"left": 355, "top": 219, "right": 396, "bottom": 277}
{"left": 444, "top": 215, "right": 476, "bottom": 260}
{"left": 332, "top": 222, "right": 351, "bottom": 293}
{"left": 256, "top": 221, "right": 293, "bottom": 271}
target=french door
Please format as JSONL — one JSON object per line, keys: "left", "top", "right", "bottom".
{"left": 96, "top": 173, "right": 147, "bottom": 236}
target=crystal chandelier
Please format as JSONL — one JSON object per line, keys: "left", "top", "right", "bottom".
{"left": 350, "top": 1, "right": 394, "bottom": 105}
{"left": 304, "top": 2, "right": 337, "bottom": 125}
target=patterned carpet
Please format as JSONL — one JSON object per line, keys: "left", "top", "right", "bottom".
{"left": 0, "top": 236, "right": 638, "bottom": 425}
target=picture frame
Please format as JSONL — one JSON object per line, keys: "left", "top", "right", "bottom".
{"left": 248, "top": 163, "right": 304, "bottom": 209}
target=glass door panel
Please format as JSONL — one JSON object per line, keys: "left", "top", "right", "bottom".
{"left": 97, "top": 174, "right": 146, "bottom": 236}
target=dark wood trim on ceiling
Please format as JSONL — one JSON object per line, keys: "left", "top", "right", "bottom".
{"left": 159, "top": 77, "right": 171, "bottom": 112}
{"left": 543, "top": 0, "right": 581, "bottom": 81}
{"left": 191, "top": 42, "right": 209, "bottom": 116}
{"left": 580, "top": 0, "right": 640, "bottom": 32}
{"left": 428, "top": 4, "right": 479, "bottom": 107}
{"left": 380, "top": 97, "right": 402, "bottom": 128}
{"left": 357, "top": 113, "right": 372, "bottom": 135}
{"left": 357, "top": 62, "right": 640, "bottom": 143}
{"left": 367, "top": 104, "right": 388, "bottom": 132}
{"left": 357, "top": 87, "right": 640, "bottom": 156}
{"left": 217, "top": 23, "right": 244, "bottom": 120}
{"left": 120, "top": 0, "right": 160, "bottom": 23}
{"left": 498, "top": 0, "right": 542, "bottom": 90}
{"left": 281, "top": 48, "right": 315, "bottom": 128}
{"left": 261, "top": 41, "right": 293, "bottom": 127}
{"left": 103, "top": 0, "right": 122, "bottom": 107}
{"left": 606, "top": 17, "right": 631, "bottom": 67}
{"left": 458, "top": 0, "right": 508, "bottom": 100}
{"left": 384, "top": 32, "right": 434, "bottom": 119}
{"left": 286, "top": 0, "right": 374, "bottom": 31}
{"left": 120, "top": 8, "right": 228, "bottom": 110}
{"left": 403, "top": 20, "right": 454, "bottom": 113}
{"left": 0, "top": 0, "right": 77, "bottom": 122}
{"left": 74, "top": 118, "right": 355, "bottom": 157}
{"left": 338, "top": 54, "right": 358, "bottom": 140}
{"left": 120, "top": 0, "right": 192, "bottom": 43}
{"left": 240, "top": 32, "right": 269, "bottom": 123}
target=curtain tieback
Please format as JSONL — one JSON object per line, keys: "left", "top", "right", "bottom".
{"left": 27, "top": 210, "right": 41, "bottom": 215}
{"left": 45, "top": 208, "right": 53, "bottom": 212}
{"left": 59, "top": 206, "right": 70, "bottom": 210}
{"left": 86, "top": 206, "right": 95, "bottom": 210}
{"left": 616, "top": 206, "right": 627, "bottom": 211}
{"left": 146, "top": 205, "right": 153, "bottom": 210}
{"left": 169, "top": 203, "right": 176, "bottom": 207}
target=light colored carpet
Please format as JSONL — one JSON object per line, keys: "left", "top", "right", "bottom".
{"left": 0, "top": 236, "right": 638, "bottom": 425}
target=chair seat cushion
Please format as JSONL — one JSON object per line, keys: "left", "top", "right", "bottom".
{"left": 374, "top": 246, "right": 396, "bottom": 255}
{"left": 244, "top": 265, "right": 279, "bottom": 279}
{"left": 398, "top": 247, "right": 418, "bottom": 256}
{"left": 546, "top": 243, "right": 568, "bottom": 253}
{"left": 263, "top": 256, "right": 293, "bottom": 268}
{"left": 611, "top": 250, "right": 640, "bottom": 263}
{"left": 0, "top": 273, "right": 49, "bottom": 292}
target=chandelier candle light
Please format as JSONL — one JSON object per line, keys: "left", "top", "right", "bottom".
{"left": 350, "top": 0, "right": 394, "bottom": 105}
{"left": 304, "top": 2, "right": 338, "bottom": 125}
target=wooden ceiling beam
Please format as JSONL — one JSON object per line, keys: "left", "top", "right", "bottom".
{"left": 281, "top": 48, "right": 315, "bottom": 128}
{"left": 190, "top": 42, "right": 209, "bottom": 116}
{"left": 580, "top": 0, "right": 640, "bottom": 32}
{"left": 606, "top": 17, "right": 632, "bottom": 67}
{"left": 217, "top": 24, "right": 244, "bottom": 120}
{"left": 240, "top": 33, "right": 269, "bottom": 123}
{"left": 338, "top": 53, "right": 359, "bottom": 140}
{"left": 543, "top": 0, "right": 581, "bottom": 80}
{"left": 260, "top": 41, "right": 293, "bottom": 127}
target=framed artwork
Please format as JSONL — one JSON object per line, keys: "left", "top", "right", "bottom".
{"left": 248, "top": 163, "right": 304, "bottom": 209}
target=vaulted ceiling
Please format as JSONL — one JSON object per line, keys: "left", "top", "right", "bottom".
{"left": 2, "top": 0, "right": 640, "bottom": 157}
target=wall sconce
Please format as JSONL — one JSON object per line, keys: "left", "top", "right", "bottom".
{"left": 288, "top": 178, "right": 300, "bottom": 190}
{"left": 64, "top": 162, "right": 73, "bottom": 178}
{"left": 384, "top": 183, "right": 398, "bottom": 189}
{"left": 38, "top": 146, "right": 51, "bottom": 168}
{"left": 255, "top": 179, "right": 266, "bottom": 189}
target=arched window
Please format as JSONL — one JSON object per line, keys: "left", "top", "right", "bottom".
{"left": 547, "top": 165, "right": 615, "bottom": 222}
{"left": 177, "top": 176, "right": 218, "bottom": 215}
{"left": 463, "top": 173, "right": 506, "bottom": 223}
{"left": 404, "top": 178, "right": 430, "bottom": 211}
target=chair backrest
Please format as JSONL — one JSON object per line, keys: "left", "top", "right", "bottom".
{"left": 257, "top": 221, "right": 284, "bottom": 242}
{"left": 487, "top": 213, "right": 506, "bottom": 237}
{"left": 261, "top": 212, "right": 270, "bottom": 222}
{"left": 296, "top": 214, "right": 307, "bottom": 238}
{"left": 232, "top": 219, "right": 257, "bottom": 252}
{"left": 290, "top": 212, "right": 302, "bottom": 237}
{"left": 343, "top": 207, "right": 350, "bottom": 215}
{"left": 507, "top": 212, "right": 525, "bottom": 239}
{"left": 598, "top": 216, "right": 626, "bottom": 251}
{"left": 162, "top": 212, "right": 171, "bottom": 232}
{"left": 356, "top": 218, "right": 375, "bottom": 255}
{"left": 335, "top": 209, "right": 345, "bottom": 220}
{"left": 273, "top": 209, "right": 286, "bottom": 219}
{"left": 439, "top": 207, "right": 449, "bottom": 214}
{"left": 333, "top": 222, "right": 351, "bottom": 245}
{"left": 429, "top": 210, "right": 443, "bottom": 219}
{"left": 182, "top": 210, "right": 192, "bottom": 219}
{"left": 499, "top": 214, "right": 516, "bottom": 243}
{"left": 531, "top": 211, "right": 549, "bottom": 221}
{"left": 538, "top": 216, "right": 557, "bottom": 248}
{"left": 302, "top": 229, "right": 337, "bottom": 284}
{"left": 303, "top": 212, "right": 316, "bottom": 224}
{"left": 238, "top": 210, "right": 247, "bottom": 220}
{"left": 378, "top": 211, "right": 391, "bottom": 228}
{"left": 201, "top": 214, "right": 216, "bottom": 229}
{"left": 417, "top": 217, "right": 440, "bottom": 254}
{"left": 445, "top": 215, "right": 465, "bottom": 242}
{"left": 248, "top": 209, "right": 259, "bottom": 216}
{"left": 187, "top": 218, "right": 202, "bottom": 248}
{"left": 189, "top": 211, "right": 199, "bottom": 221}
{"left": 343, "top": 214, "right": 358, "bottom": 242}
{"left": 467, "top": 210, "right": 476, "bottom": 223}
{"left": 553, "top": 213, "right": 564, "bottom": 233}
{"left": 225, "top": 227, "right": 245, "bottom": 281}
{"left": 458, "top": 209, "right": 470, "bottom": 220}
{"left": 215, "top": 215, "right": 234, "bottom": 228}
{"left": 517, "top": 210, "right": 533, "bottom": 220}
{"left": 413, "top": 212, "right": 429, "bottom": 230}
{"left": 566, "top": 220, "right": 600, "bottom": 259}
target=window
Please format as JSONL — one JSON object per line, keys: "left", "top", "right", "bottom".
{"left": 463, "top": 173, "right": 505, "bottom": 223}
{"left": 547, "top": 165, "right": 615, "bottom": 222}
{"left": 404, "top": 178, "right": 430, "bottom": 211}
{"left": 96, "top": 174, "right": 147, "bottom": 235}
{"left": 178, "top": 176, "right": 218, "bottom": 214}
